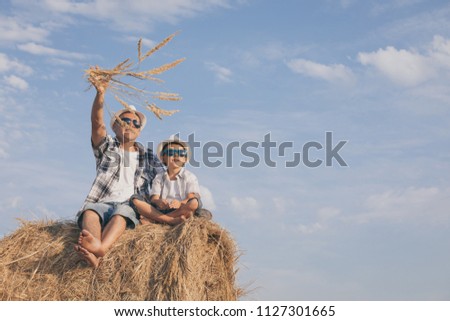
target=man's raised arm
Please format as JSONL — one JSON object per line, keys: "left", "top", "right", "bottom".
{"left": 89, "top": 69, "right": 108, "bottom": 147}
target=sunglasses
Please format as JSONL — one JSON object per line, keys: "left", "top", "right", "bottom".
{"left": 119, "top": 117, "right": 141, "bottom": 129}
{"left": 161, "top": 149, "right": 188, "bottom": 157}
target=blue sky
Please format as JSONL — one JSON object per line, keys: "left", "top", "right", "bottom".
{"left": 1, "top": 0, "right": 450, "bottom": 300}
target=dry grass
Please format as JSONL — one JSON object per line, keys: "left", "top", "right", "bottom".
{"left": 0, "top": 218, "right": 243, "bottom": 301}
{"left": 85, "top": 32, "right": 184, "bottom": 121}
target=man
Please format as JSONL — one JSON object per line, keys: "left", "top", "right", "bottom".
{"left": 74, "top": 73, "right": 184, "bottom": 268}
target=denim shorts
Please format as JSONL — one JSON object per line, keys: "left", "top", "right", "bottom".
{"left": 77, "top": 201, "right": 139, "bottom": 229}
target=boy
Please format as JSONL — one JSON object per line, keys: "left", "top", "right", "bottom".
{"left": 131, "top": 136, "right": 210, "bottom": 225}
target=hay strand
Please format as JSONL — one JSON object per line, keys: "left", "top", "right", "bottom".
{"left": 0, "top": 218, "right": 243, "bottom": 301}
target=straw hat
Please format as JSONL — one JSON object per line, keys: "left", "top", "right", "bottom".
{"left": 156, "top": 135, "right": 190, "bottom": 163}
{"left": 110, "top": 105, "right": 147, "bottom": 130}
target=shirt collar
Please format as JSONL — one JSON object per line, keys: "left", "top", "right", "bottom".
{"left": 164, "top": 167, "right": 185, "bottom": 179}
{"left": 112, "top": 136, "right": 145, "bottom": 153}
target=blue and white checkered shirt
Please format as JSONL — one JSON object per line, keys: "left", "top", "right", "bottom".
{"left": 81, "top": 135, "right": 164, "bottom": 208}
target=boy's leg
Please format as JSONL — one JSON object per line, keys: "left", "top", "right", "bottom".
{"left": 131, "top": 197, "right": 154, "bottom": 218}
{"left": 169, "top": 198, "right": 199, "bottom": 219}
{"left": 132, "top": 197, "right": 185, "bottom": 225}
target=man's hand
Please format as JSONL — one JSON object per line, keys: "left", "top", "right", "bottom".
{"left": 88, "top": 66, "right": 110, "bottom": 95}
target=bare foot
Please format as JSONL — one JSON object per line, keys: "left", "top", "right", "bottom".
{"left": 176, "top": 207, "right": 194, "bottom": 219}
{"left": 74, "top": 244, "right": 100, "bottom": 268}
{"left": 169, "top": 207, "right": 193, "bottom": 219}
{"left": 165, "top": 215, "right": 186, "bottom": 226}
{"left": 78, "top": 229, "right": 105, "bottom": 257}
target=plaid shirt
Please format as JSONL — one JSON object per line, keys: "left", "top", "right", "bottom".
{"left": 81, "top": 135, "right": 164, "bottom": 208}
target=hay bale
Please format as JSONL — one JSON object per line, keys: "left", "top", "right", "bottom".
{"left": 0, "top": 218, "right": 242, "bottom": 300}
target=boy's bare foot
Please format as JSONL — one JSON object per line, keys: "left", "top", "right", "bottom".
{"left": 166, "top": 215, "right": 186, "bottom": 225}
{"left": 74, "top": 244, "right": 100, "bottom": 268}
{"left": 169, "top": 207, "right": 193, "bottom": 220}
{"left": 78, "top": 229, "right": 105, "bottom": 257}
{"left": 177, "top": 207, "right": 194, "bottom": 219}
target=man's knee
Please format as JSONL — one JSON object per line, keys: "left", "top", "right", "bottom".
{"left": 83, "top": 209, "right": 97, "bottom": 217}
{"left": 81, "top": 209, "right": 101, "bottom": 223}
{"left": 78, "top": 209, "right": 101, "bottom": 229}
{"left": 110, "top": 214, "right": 127, "bottom": 224}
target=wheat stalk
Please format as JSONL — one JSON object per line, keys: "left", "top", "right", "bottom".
{"left": 137, "top": 38, "right": 142, "bottom": 62}
{"left": 85, "top": 32, "right": 183, "bottom": 120}
{"left": 152, "top": 92, "right": 182, "bottom": 101}
{"left": 139, "top": 31, "right": 179, "bottom": 63}
{"left": 146, "top": 103, "right": 180, "bottom": 120}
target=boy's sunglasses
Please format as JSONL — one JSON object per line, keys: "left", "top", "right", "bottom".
{"left": 161, "top": 149, "right": 188, "bottom": 157}
{"left": 119, "top": 117, "right": 141, "bottom": 129}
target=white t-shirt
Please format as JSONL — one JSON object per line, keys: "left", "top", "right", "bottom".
{"left": 151, "top": 168, "right": 200, "bottom": 202}
{"left": 101, "top": 150, "right": 139, "bottom": 203}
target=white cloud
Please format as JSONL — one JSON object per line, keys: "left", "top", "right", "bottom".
{"left": 17, "top": 42, "right": 92, "bottom": 60}
{"left": 3, "top": 75, "right": 29, "bottom": 91}
{"left": 261, "top": 43, "right": 290, "bottom": 61}
{"left": 294, "top": 206, "right": 341, "bottom": 235}
{"left": 230, "top": 196, "right": 261, "bottom": 219}
{"left": 121, "top": 36, "right": 156, "bottom": 49}
{"left": 0, "top": 14, "right": 49, "bottom": 44}
{"left": 0, "top": 145, "right": 8, "bottom": 159}
{"left": 0, "top": 54, "right": 32, "bottom": 91}
{"left": 358, "top": 46, "right": 433, "bottom": 86}
{"left": 205, "top": 62, "right": 233, "bottom": 83}
{"left": 429, "top": 35, "right": 450, "bottom": 68}
{"left": 272, "top": 196, "right": 297, "bottom": 214}
{"left": 371, "top": 0, "right": 424, "bottom": 15}
{"left": 0, "top": 53, "right": 33, "bottom": 76}
{"left": 35, "top": 204, "right": 57, "bottom": 219}
{"left": 199, "top": 185, "right": 216, "bottom": 210}
{"left": 296, "top": 222, "right": 324, "bottom": 234}
{"left": 317, "top": 206, "right": 341, "bottom": 220}
{"left": 40, "top": 0, "right": 233, "bottom": 31}
{"left": 238, "top": 42, "right": 310, "bottom": 69}
{"left": 357, "top": 35, "right": 450, "bottom": 87}
{"left": 272, "top": 197, "right": 286, "bottom": 213}
{"left": 356, "top": 186, "right": 450, "bottom": 224}
{"left": 286, "top": 58, "right": 354, "bottom": 84}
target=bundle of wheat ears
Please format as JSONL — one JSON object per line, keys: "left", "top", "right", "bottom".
{"left": 86, "top": 32, "right": 184, "bottom": 122}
